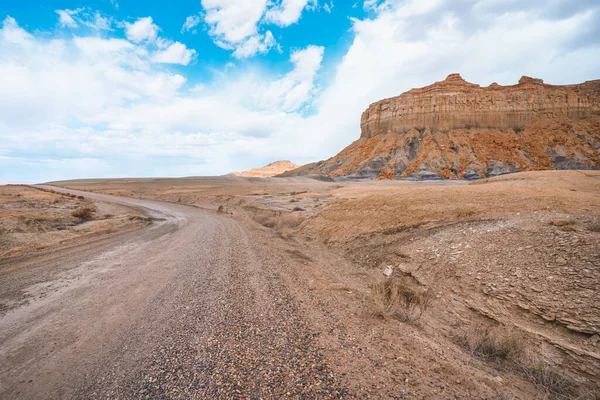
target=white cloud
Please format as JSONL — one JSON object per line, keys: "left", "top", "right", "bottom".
{"left": 82, "top": 12, "right": 112, "bottom": 30}
{"left": 181, "top": 15, "right": 202, "bottom": 33}
{"left": 55, "top": 8, "right": 112, "bottom": 30}
{"left": 231, "top": 31, "right": 277, "bottom": 59}
{"left": 73, "top": 36, "right": 134, "bottom": 56}
{"left": 1, "top": 16, "right": 34, "bottom": 47}
{"left": 258, "top": 45, "right": 324, "bottom": 111}
{"left": 363, "top": 0, "right": 389, "bottom": 12}
{"left": 264, "top": 0, "right": 317, "bottom": 27}
{"left": 200, "top": 0, "right": 320, "bottom": 57}
{"left": 56, "top": 9, "right": 79, "bottom": 28}
{"left": 202, "top": 0, "right": 268, "bottom": 44}
{"left": 125, "top": 17, "right": 159, "bottom": 43}
{"left": 152, "top": 42, "right": 197, "bottom": 65}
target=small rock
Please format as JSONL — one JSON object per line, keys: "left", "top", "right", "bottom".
{"left": 542, "top": 312, "right": 556, "bottom": 322}
{"left": 556, "top": 258, "right": 568, "bottom": 266}
{"left": 383, "top": 266, "right": 393, "bottom": 278}
{"left": 493, "top": 376, "right": 503, "bottom": 384}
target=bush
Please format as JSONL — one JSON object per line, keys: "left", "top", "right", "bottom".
{"left": 520, "top": 361, "right": 578, "bottom": 399}
{"left": 460, "top": 325, "right": 525, "bottom": 362}
{"left": 71, "top": 206, "right": 96, "bottom": 221}
{"left": 368, "top": 278, "right": 432, "bottom": 324}
{"left": 459, "top": 326, "right": 583, "bottom": 398}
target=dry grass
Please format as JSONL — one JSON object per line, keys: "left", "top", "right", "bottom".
{"left": 368, "top": 278, "right": 432, "bottom": 324}
{"left": 71, "top": 206, "right": 96, "bottom": 221}
{"left": 458, "top": 325, "right": 585, "bottom": 399}
{"left": 460, "top": 325, "right": 525, "bottom": 362}
{"left": 519, "top": 361, "right": 579, "bottom": 400}
{"left": 253, "top": 211, "right": 305, "bottom": 231}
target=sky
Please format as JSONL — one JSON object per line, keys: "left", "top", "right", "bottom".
{"left": 1, "top": 0, "right": 599, "bottom": 182}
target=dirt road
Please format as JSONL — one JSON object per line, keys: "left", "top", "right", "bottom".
{"left": 0, "top": 186, "right": 346, "bottom": 399}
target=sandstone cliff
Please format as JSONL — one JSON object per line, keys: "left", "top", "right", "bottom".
{"left": 284, "top": 75, "right": 600, "bottom": 180}
{"left": 361, "top": 74, "right": 600, "bottom": 138}
{"left": 229, "top": 160, "right": 299, "bottom": 178}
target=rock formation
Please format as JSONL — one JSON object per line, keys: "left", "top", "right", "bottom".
{"left": 283, "top": 74, "right": 600, "bottom": 180}
{"left": 229, "top": 160, "right": 299, "bottom": 178}
{"left": 361, "top": 74, "right": 600, "bottom": 138}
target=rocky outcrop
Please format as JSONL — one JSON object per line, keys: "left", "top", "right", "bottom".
{"left": 229, "top": 160, "right": 299, "bottom": 178}
{"left": 284, "top": 75, "right": 600, "bottom": 180}
{"left": 361, "top": 74, "right": 600, "bottom": 138}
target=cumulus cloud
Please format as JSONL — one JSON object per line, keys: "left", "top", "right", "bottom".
{"left": 181, "top": 15, "right": 202, "bottom": 33}
{"left": 200, "top": 0, "right": 319, "bottom": 58}
{"left": 125, "top": 17, "right": 159, "bottom": 43}
{"left": 264, "top": 0, "right": 317, "bottom": 27}
{"left": 231, "top": 30, "right": 277, "bottom": 59}
{"left": 151, "top": 41, "right": 197, "bottom": 65}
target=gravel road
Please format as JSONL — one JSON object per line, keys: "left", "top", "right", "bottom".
{"left": 0, "top": 187, "right": 348, "bottom": 399}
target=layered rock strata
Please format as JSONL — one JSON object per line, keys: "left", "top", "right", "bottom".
{"left": 282, "top": 75, "right": 600, "bottom": 180}
{"left": 361, "top": 74, "right": 600, "bottom": 138}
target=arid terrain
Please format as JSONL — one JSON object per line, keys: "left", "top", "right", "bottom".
{"left": 0, "top": 185, "right": 148, "bottom": 260}
{"left": 0, "top": 170, "right": 592, "bottom": 399}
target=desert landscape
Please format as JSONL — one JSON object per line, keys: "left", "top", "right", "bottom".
{"left": 1, "top": 71, "right": 600, "bottom": 399}
{"left": 4, "top": 1, "right": 600, "bottom": 398}
{"left": 0, "top": 168, "right": 597, "bottom": 399}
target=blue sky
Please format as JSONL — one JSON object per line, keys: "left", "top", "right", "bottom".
{"left": 1, "top": 0, "right": 599, "bottom": 182}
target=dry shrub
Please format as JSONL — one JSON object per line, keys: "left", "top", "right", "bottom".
{"left": 587, "top": 223, "right": 600, "bottom": 233}
{"left": 459, "top": 326, "right": 583, "bottom": 399}
{"left": 460, "top": 325, "right": 525, "bottom": 362}
{"left": 368, "top": 278, "right": 432, "bottom": 324}
{"left": 519, "top": 361, "right": 578, "bottom": 400}
{"left": 254, "top": 211, "right": 304, "bottom": 231}
{"left": 71, "top": 206, "right": 96, "bottom": 220}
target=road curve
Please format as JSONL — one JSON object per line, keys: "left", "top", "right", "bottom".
{"left": 0, "top": 187, "right": 347, "bottom": 399}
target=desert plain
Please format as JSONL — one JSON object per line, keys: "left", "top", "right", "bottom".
{"left": 0, "top": 170, "right": 598, "bottom": 399}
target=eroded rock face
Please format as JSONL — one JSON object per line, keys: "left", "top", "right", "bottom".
{"left": 361, "top": 74, "right": 600, "bottom": 138}
{"left": 282, "top": 75, "right": 600, "bottom": 180}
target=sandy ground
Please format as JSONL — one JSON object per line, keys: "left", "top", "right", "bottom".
{"left": 0, "top": 185, "right": 147, "bottom": 260}
{"left": 2, "top": 171, "right": 598, "bottom": 399}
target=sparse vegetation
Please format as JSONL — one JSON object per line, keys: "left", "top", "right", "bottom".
{"left": 459, "top": 325, "right": 525, "bottom": 362}
{"left": 71, "top": 206, "right": 96, "bottom": 221}
{"left": 458, "top": 325, "right": 584, "bottom": 399}
{"left": 368, "top": 278, "right": 432, "bottom": 324}
{"left": 520, "top": 361, "right": 578, "bottom": 400}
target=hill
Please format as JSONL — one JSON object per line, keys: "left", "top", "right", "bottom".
{"left": 284, "top": 74, "right": 600, "bottom": 179}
